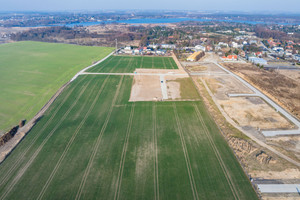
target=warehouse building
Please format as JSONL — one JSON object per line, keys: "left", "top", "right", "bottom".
{"left": 248, "top": 57, "right": 268, "bottom": 65}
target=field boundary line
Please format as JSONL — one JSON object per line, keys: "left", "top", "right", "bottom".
{"left": 89, "top": 56, "right": 114, "bottom": 73}
{"left": 70, "top": 51, "right": 115, "bottom": 81}
{"left": 140, "top": 56, "right": 143, "bottom": 68}
{"left": 0, "top": 78, "right": 92, "bottom": 200}
{"left": 75, "top": 76, "right": 124, "bottom": 200}
{"left": 37, "top": 76, "right": 110, "bottom": 200}
{"left": 114, "top": 103, "right": 135, "bottom": 200}
{"left": 172, "top": 103, "right": 199, "bottom": 200}
{"left": 153, "top": 103, "right": 159, "bottom": 200}
{"left": 193, "top": 103, "right": 239, "bottom": 200}
{"left": 0, "top": 77, "right": 84, "bottom": 187}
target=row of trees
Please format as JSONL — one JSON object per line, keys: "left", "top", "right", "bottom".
{"left": 10, "top": 26, "right": 144, "bottom": 46}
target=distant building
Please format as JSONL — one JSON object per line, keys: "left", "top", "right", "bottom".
{"left": 248, "top": 57, "right": 268, "bottom": 65}
{"left": 292, "top": 54, "right": 300, "bottom": 62}
{"left": 239, "top": 51, "right": 246, "bottom": 57}
{"left": 195, "top": 45, "right": 206, "bottom": 52}
{"left": 187, "top": 51, "right": 205, "bottom": 62}
{"left": 272, "top": 47, "right": 284, "bottom": 52}
{"left": 206, "top": 45, "right": 213, "bottom": 52}
{"left": 161, "top": 44, "right": 176, "bottom": 49}
{"left": 255, "top": 52, "right": 263, "bottom": 57}
{"left": 222, "top": 55, "right": 238, "bottom": 61}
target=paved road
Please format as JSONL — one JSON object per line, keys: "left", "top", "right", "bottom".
{"left": 258, "top": 184, "right": 300, "bottom": 193}
{"left": 160, "top": 75, "right": 168, "bottom": 100}
{"left": 190, "top": 72, "right": 229, "bottom": 76}
{"left": 212, "top": 61, "right": 300, "bottom": 137}
{"left": 227, "top": 94, "right": 257, "bottom": 97}
{"left": 70, "top": 51, "right": 115, "bottom": 82}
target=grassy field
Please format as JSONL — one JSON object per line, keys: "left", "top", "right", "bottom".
{"left": 0, "top": 55, "right": 258, "bottom": 199}
{"left": 87, "top": 55, "right": 178, "bottom": 73}
{"left": 0, "top": 41, "right": 114, "bottom": 133}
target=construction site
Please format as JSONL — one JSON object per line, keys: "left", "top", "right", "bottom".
{"left": 183, "top": 52, "right": 300, "bottom": 200}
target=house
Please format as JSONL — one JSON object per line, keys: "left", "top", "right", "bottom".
{"left": 285, "top": 49, "right": 293, "bottom": 57}
{"left": 206, "top": 45, "right": 213, "bottom": 52}
{"left": 218, "top": 42, "right": 228, "bottom": 47}
{"left": 161, "top": 44, "right": 176, "bottom": 49}
{"left": 255, "top": 52, "right": 263, "bottom": 57}
{"left": 222, "top": 55, "right": 238, "bottom": 61}
{"left": 249, "top": 40, "right": 257, "bottom": 45}
{"left": 272, "top": 47, "right": 284, "bottom": 52}
{"left": 239, "top": 51, "right": 246, "bottom": 57}
{"left": 292, "top": 54, "right": 300, "bottom": 62}
{"left": 195, "top": 45, "right": 206, "bottom": 52}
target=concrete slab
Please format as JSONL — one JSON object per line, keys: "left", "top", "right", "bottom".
{"left": 258, "top": 184, "right": 300, "bottom": 193}
{"left": 262, "top": 129, "right": 300, "bottom": 137}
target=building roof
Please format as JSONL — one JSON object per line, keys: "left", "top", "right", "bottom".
{"left": 187, "top": 51, "right": 203, "bottom": 61}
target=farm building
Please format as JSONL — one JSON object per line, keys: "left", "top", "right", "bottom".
{"left": 187, "top": 51, "right": 205, "bottom": 62}
{"left": 248, "top": 57, "right": 268, "bottom": 65}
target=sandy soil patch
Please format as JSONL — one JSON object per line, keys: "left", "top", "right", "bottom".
{"left": 184, "top": 62, "right": 226, "bottom": 73}
{"left": 135, "top": 68, "right": 187, "bottom": 75}
{"left": 166, "top": 80, "right": 181, "bottom": 100}
{"left": 219, "top": 97, "right": 293, "bottom": 130}
{"left": 250, "top": 168, "right": 300, "bottom": 179}
{"left": 203, "top": 76, "right": 293, "bottom": 130}
{"left": 204, "top": 76, "right": 253, "bottom": 99}
{"left": 129, "top": 75, "right": 162, "bottom": 101}
{"left": 199, "top": 52, "right": 222, "bottom": 62}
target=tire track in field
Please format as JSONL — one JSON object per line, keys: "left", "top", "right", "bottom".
{"left": 152, "top": 103, "right": 159, "bottom": 200}
{"left": 37, "top": 76, "right": 110, "bottom": 200}
{"left": 0, "top": 78, "right": 91, "bottom": 200}
{"left": 193, "top": 103, "right": 239, "bottom": 200}
{"left": 172, "top": 103, "right": 199, "bottom": 200}
{"left": 168, "top": 58, "right": 174, "bottom": 69}
{"left": 75, "top": 76, "right": 124, "bottom": 200}
{"left": 0, "top": 77, "right": 85, "bottom": 188}
{"left": 114, "top": 103, "right": 135, "bottom": 200}
{"left": 152, "top": 57, "right": 154, "bottom": 69}
{"left": 162, "top": 58, "right": 167, "bottom": 69}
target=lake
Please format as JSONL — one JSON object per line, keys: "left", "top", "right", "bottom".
{"left": 59, "top": 18, "right": 298, "bottom": 27}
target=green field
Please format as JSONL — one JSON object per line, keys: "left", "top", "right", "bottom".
{"left": 0, "top": 41, "right": 114, "bottom": 133}
{"left": 0, "top": 54, "right": 258, "bottom": 199}
{"left": 87, "top": 55, "right": 178, "bottom": 73}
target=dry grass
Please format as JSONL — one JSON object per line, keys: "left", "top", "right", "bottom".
{"left": 222, "top": 63, "right": 300, "bottom": 120}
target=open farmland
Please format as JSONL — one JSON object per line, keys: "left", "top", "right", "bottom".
{"left": 0, "top": 55, "right": 258, "bottom": 199}
{"left": 87, "top": 55, "right": 178, "bottom": 73}
{"left": 0, "top": 41, "right": 114, "bottom": 133}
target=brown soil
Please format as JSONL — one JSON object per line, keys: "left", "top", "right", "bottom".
{"left": 221, "top": 63, "right": 300, "bottom": 121}
{"left": 129, "top": 75, "right": 163, "bottom": 102}
{"left": 204, "top": 76, "right": 293, "bottom": 130}
{"left": 219, "top": 97, "right": 293, "bottom": 130}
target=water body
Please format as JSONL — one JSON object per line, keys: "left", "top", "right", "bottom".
{"left": 62, "top": 17, "right": 298, "bottom": 27}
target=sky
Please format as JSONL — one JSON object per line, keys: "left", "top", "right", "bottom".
{"left": 0, "top": 0, "right": 299, "bottom": 13}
